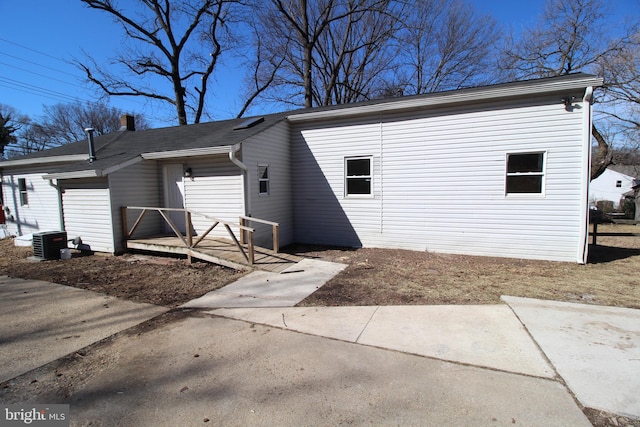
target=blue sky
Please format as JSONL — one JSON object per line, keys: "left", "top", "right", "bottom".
{"left": 1, "top": 0, "right": 638, "bottom": 127}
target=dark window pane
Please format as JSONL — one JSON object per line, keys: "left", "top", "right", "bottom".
{"left": 258, "top": 166, "right": 268, "bottom": 180}
{"left": 18, "top": 178, "right": 26, "bottom": 191}
{"left": 507, "top": 176, "right": 542, "bottom": 193}
{"left": 507, "top": 153, "right": 543, "bottom": 173}
{"left": 259, "top": 181, "right": 268, "bottom": 194}
{"left": 347, "top": 178, "right": 371, "bottom": 195}
{"left": 347, "top": 159, "right": 370, "bottom": 176}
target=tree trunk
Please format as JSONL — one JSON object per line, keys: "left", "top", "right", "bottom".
{"left": 590, "top": 124, "right": 613, "bottom": 181}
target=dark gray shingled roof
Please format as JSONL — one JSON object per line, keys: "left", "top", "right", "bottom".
{"left": 1, "top": 112, "right": 289, "bottom": 175}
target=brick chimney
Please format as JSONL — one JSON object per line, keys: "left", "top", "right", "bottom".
{"left": 120, "top": 115, "right": 135, "bottom": 131}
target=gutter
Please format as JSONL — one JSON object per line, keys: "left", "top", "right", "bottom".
{"left": 287, "top": 75, "right": 604, "bottom": 123}
{"left": 579, "top": 86, "right": 595, "bottom": 264}
{"left": 229, "top": 143, "right": 250, "bottom": 217}
{"left": 229, "top": 143, "right": 248, "bottom": 171}
{"left": 0, "top": 154, "right": 88, "bottom": 168}
{"left": 48, "top": 179, "right": 65, "bottom": 232}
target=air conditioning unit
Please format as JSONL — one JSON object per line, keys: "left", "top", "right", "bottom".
{"left": 32, "top": 231, "right": 68, "bottom": 260}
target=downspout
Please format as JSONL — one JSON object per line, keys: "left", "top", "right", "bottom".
{"left": 48, "top": 179, "right": 65, "bottom": 232}
{"left": 579, "top": 86, "right": 595, "bottom": 264}
{"left": 229, "top": 143, "right": 250, "bottom": 216}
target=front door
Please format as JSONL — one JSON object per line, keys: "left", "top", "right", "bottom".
{"left": 162, "top": 164, "right": 186, "bottom": 234}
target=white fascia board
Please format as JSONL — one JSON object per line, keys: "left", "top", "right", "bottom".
{"left": 141, "top": 146, "right": 232, "bottom": 160}
{"left": 287, "top": 76, "right": 604, "bottom": 122}
{"left": 42, "top": 156, "right": 144, "bottom": 180}
{"left": 0, "top": 154, "right": 88, "bottom": 168}
{"left": 43, "top": 169, "right": 101, "bottom": 180}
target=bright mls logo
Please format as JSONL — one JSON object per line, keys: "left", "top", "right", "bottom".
{"left": 1, "top": 405, "right": 69, "bottom": 426}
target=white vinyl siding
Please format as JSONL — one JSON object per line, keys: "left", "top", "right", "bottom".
{"left": 292, "top": 118, "right": 382, "bottom": 247}
{"left": 243, "top": 120, "right": 294, "bottom": 249}
{"left": 61, "top": 178, "right": 114, "bottom": 253}
{"left": 1, "top": 172, "right": 61, "bottom": 236}
{"left": 109, "top": 161, "right": 161, "bottom": 252}
{"left": 181, "top": 155, "right": 244, "bottom": 239}
{"left": 292, "top": 94, "right": 589, "bottom": 262}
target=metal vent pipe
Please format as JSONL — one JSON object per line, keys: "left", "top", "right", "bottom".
{"left": 85, "top": 128, "right": 96, "bottom": 163}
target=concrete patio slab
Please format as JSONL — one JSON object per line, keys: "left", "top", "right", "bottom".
{"left": 210, "top": 305, "right": 555, "bottom": 378}
{"left": 502, "top": 296, "right": 640, "bottom": 418}
{"left": 0, "top": 276, "right": 168, "bottom": 383}
{"left": 41, "top": 315, "right": 591, "bottom": 426}
{"left": 181, "top": 258, "right": 346, "bottom": 308}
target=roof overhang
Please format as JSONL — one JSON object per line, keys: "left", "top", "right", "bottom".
{"left": 0, "top": 154, "right": 88, "bottom": 168}
{"left": 287, "top": 75, "right": 604, "bottom": 122}
{"left": 43, "top": 156, "right": 144, "bottom": 180}
{"left": 141, "top": 145, "right": 232, "bottom": 160}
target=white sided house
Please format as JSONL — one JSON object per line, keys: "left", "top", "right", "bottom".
{"left": 0, "top": 73, "right": 602, "bottom": 264}
{"left": 589, "top": 165, "right": 637, "bottom": 209}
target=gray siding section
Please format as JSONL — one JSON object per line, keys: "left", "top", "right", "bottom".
{"left": 181, "top": 155, "right": 244, "bottom": 239}
{"left": 1, "top": 172, "right": 61, "bottom": 236}
{"left": 109, "top": 160, "right": 162, "bottom": 252}
{"left": 243, "top": 121, "right": 294, "bottom": 249}
{"left": 292, "top": 95, "right": 589, "bottom": 262}
{"left": 60, "top": 178, "right": 114, "bottom": 253}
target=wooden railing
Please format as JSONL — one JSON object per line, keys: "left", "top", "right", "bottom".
{"left": 239, "top": 215, "right": 280, "bottom": 253}
{"left": 121, "top": 206, "right": 266, "bottom": 265}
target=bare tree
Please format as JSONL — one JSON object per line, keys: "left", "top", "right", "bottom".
{"left": 499, "top": 0, "right": 635, "bottom": 180}
{"left": 77, "top": 0, "right": 240, "bottom": 125}
{"left": 313, "top": 0, "right": 400, "bottom": 105}
{"left": 395, "top": 0, "right": 500, "bottom": 95}
{"left": 598, "top": 29, "right": 640, "bottom": 141}
{"left": 8, "top": 102, "right": 150, "bottom": 157}
{"left": 242, "top": 0, "right": 396, "bottom": 110}
{"left": 0, "top": 104, "right": 24, "bottom": 159}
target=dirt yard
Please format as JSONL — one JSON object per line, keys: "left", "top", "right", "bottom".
{"left": 1, "top": 223, "right": 639, "bottom": 309}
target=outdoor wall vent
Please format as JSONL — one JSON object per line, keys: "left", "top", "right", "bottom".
{"left": 233, "top": 116, "right": 264, "bottom": 130}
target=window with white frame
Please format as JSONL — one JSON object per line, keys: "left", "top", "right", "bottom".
{"left": 258, "top": 164, "right": 269, "bottom": 195}
{"left": 18, "top": 178, "right": 28, "bottom": 206}
{"left": 345, "top": 157, "right": 372, "bottom": 196}
{"left": 506, "top": 152, "right": 545, "bottom": 194}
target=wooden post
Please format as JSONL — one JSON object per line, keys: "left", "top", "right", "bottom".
{"left": 272, "top": 224, "right": 279, "bottom": 253}
{"left": 239, "top": 217, "right": 245, "bottom": 244}
{"left": 593, "top": 222, "right": 598, "bottom": 246}
{"left": 121, "top": 207, "right": 129, "bottom": 248}
{"left": 247, "top": 231, "right": 255, "bottom": 265}
{"left": 186, "top": 210, "right": 192, "bottom": 247}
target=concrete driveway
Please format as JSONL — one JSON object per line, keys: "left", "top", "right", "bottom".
{"left": 0, "top": 276, "right": 167, "bottom": 383}
{"left": 4, "top": 273, "right": 640, "bottom": 425}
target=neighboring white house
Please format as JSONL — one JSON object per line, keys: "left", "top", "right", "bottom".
{"left": 1, "top": 73, "right": 603, "bottom": 263}
{"left": 590, "top": 165, "right": 637, "bottom": 209}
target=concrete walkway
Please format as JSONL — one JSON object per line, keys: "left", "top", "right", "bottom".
{"left": 209, "top": 300, "right": 640, "bottom": 421}
{"left": 502, "top": 296, "right": 640, "bottom": 419}
{"left": 181, "top": 258, "right": 346, "bottom": 308}
{"left": 2, "top": 269, "right": 639, "bottom": 425}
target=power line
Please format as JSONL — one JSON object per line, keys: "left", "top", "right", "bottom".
{"left": 0, "top": 38, "right": 71, "bottom": 65}
{"left": 0, "top": 76, "right": 86, "bottom": 104}
{"left": 0, "top": 61, "right": 81, "bottom": 89}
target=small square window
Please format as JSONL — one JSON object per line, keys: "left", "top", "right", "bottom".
{"left": 18, "top": 178, "right": 28, "bottom": 206}
{"left": 616, "top": 180, "right": 622, "bottom": 188}
{"left": 258, "top": 164, "right": 269, "bottom": 195}
{"left": 345, "top": 157, "right": 372, "bottom": 196}
{"left": 506, "top": 152, "right": 545, "bottom": 194}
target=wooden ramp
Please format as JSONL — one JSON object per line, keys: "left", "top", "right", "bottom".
{"left": 126, "top": 236, "right": 302, "bottom": 273}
